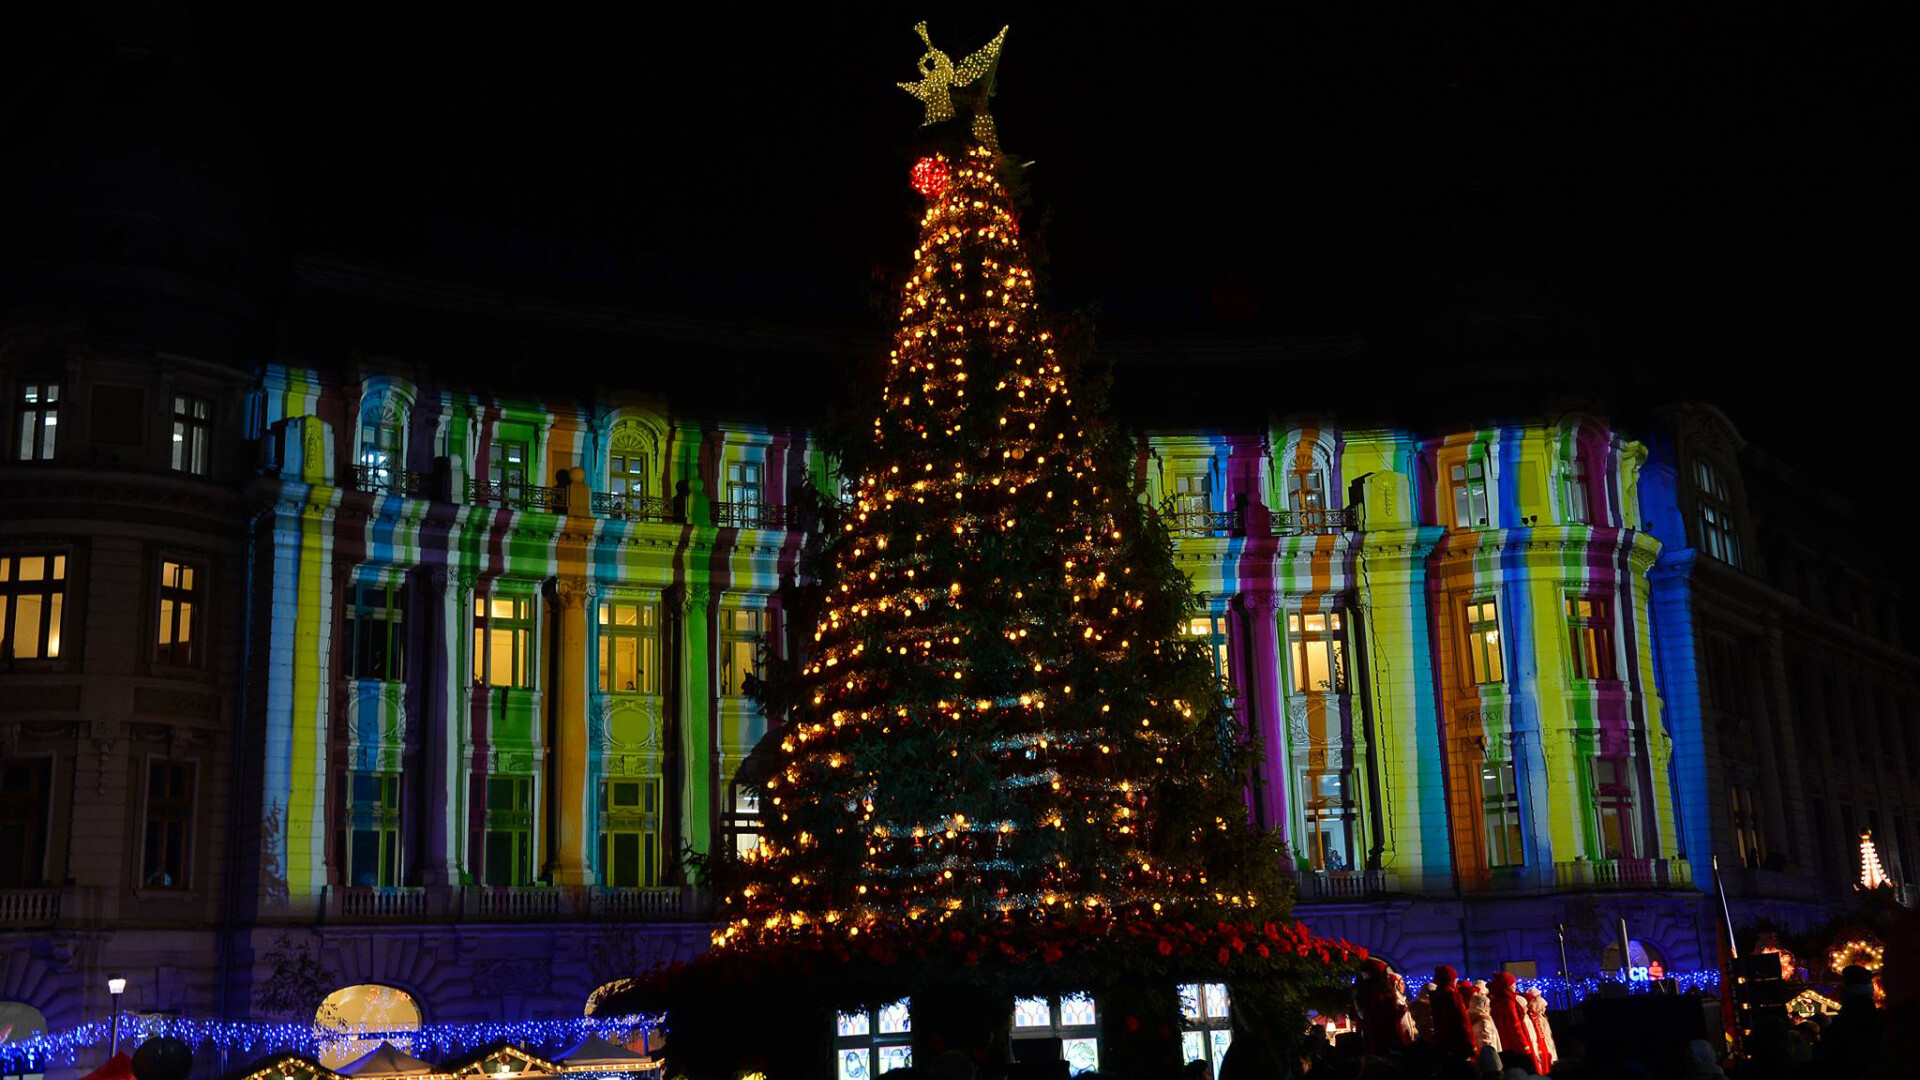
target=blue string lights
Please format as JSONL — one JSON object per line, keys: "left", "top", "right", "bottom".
{"left": 0, "top": 1014, "right": 658, "bottom": 1072}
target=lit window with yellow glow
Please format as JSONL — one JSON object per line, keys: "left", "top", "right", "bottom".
{"left": 156, "top": 559, "right": 203, "bottom": 667}
{"left": 473, "top": 593, "right": 534, "bottom": 688}
{"left": 1465, "top": 598, "right": 1503, "bottom": 685}
{"left": 0, "top": 552, "right": 65, "bottom": 660}
{"left": 720, "top": 606, "right": 766, "bottom": 696}
{"left": 1566, "top": 596, "right": 1615, "bottom": 681}
{"left": 1182, "top": 611, "right": 1232, "bottom": 692}
{"left": 598, "top": 598, "right": 659, "bottom": 694}
{"left": 1287, "top": 611, "right": 1347, "bottom": 694}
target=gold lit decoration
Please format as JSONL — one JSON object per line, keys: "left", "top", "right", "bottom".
{"left": 898, "top": 21, "right": 1009, "bottom": 149}
{"left": 1827, "top": 935, "right": 1884, "bottom": 976}
{"left": 1786, "top": 988, "right": 1840, "bottom": 1019}
{"left": 1858, "top": 829, "right": 1891, "bottom": 889}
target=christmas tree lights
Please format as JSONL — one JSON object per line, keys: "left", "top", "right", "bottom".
{"left": 1858, "top": 829, "right": 1891, "bottom": 889}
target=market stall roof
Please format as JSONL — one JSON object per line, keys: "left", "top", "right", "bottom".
{"left": 338, "top": 1042, "right": 439, "bottom": 1079}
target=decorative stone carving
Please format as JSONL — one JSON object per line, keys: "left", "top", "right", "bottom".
{"left": 472, "top": 957, "right": 552, "bottom": 996}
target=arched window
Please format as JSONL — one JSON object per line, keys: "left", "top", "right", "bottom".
{"left": 355, "top": 386, "right": 413, "bottom": 495}
{"left": 316, "top": 984, "right": 421, "bottom": 1069}
{"left": 0, "top": 1001, "right": 48, "bottom": 1080}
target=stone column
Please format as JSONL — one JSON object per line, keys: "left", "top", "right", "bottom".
{"left": 419, "top": 569, "right": 464, "bottom": 886}
{"left": 549, "top": 577, "right": 596, "bottom": 886}
{"left": 675, "top": 585, "right": 715, "bottom": 862}
{"left": 1239, "top": 593, "right": 1287, "bottom": 835}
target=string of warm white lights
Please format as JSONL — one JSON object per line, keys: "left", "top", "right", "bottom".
{"left": 0, "top": 1014, "right": 656, "bottom": 1070}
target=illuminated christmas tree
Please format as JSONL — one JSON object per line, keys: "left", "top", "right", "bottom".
{"left": 1859, "top": 830, "right": 1891, "bottom": 890}
{"left": 629, "top": 25, "right": 1353, "bottom": 1080}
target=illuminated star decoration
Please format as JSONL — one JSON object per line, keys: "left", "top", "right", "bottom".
{"left": 898, "top": 21, "right": 1009, "bottom": 150}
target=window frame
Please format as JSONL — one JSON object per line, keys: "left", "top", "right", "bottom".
{"left": 725, "top": 459, "right": 764, "bottom": 506}
{"left": 597, "top": 776, "right": 662, "bottom": 888}
{"left": 1011, "top": 992, "right": 1101, "bottom": 1077}
{"left": 472, "top": 590, "right": 536, "bottom": 689}
{"left": 1463, "top": 597, "right": 1505, "bottom": 686}
{"left": 153, "top": 556, "right": 206, "bottom": 669}
{"left": 833, "top": 999, "right": 912, "bottom": 1080}
{"left": 1179, "top": 983, "right": 1234, "bottom": 1080}
{"left": 344, "top": 578, "right": 408, "bottom": 683}
{"left": 1450, "top": 456, "right": 1490, "bottom": 529}
{"left": 1181, "top": 609, "right": 1234, "bottom": 697}
{"left": 1301, "top": 769, "right": 1357, "bottom": 873}
{"left": 13, "top": 380, "right": 59, "bottom": 462}
{"left": 1730, "top": 783, "right": 1768, "bottom": 869}
{"left": 608, "top": 449, "right": 649, "bottom": 499}
{"left": 718, "top": 604, "right": 767, "bottom": 698}
{"left": 597, "top": 596, "right": 660, "bottom": 695}
{"left": 723, "top": 778, "right": 765, "bottom": 860}
{"left": 1480, "top": 756, "right": 1524, "bottom": 869}
{"left": 170, "top": 392, "right": 213, "bottom": 477}
{"left": 483, "top": 775, "right": 536, "bottom": 887}
{"left": 343, "top": 770, "right": 403, "bottom": 888}
{"left": 0, "top": 551, "right": 68, "bottom": 663}
{"left": 1286, "top": 609, "right": 1348, "bottom": 694}
{"left": 489, "top": 439, "right": 530, "bottom": 488}
{"left": 140, "top": 758, "right": 195, "bottom": 891}
{"left": 1591, "top": 756, "right": 1637, "bottom": 861}
{"left": 1565, "top": 454, "right": 1593, "bottom": 525}
{"left": 1566, "top": 595, "right": 1617, "bottom": 682}
{"left": 1692, "top": 458, "right": 1742, "bottom": 567}
{"left": 0, "top": 755, "right": 54, "bottom": 888}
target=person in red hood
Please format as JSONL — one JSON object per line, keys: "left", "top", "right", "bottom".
{"left": 1354, "top": 957, "right": 1411, "bottom": 1056}
{"left": 1427, "top": 965, "right": 1476, "bottom": 1062}
{"left": 1487, "top": 972, "right": 1543, "bottom": 1074}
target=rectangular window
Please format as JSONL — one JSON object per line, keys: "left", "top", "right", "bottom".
{"left": 726, "top": 460, "right": 763, "bottom": 505}
{"left": 155, "top": 559, "right": 203, "bottom": 667}
{"left": 1179, "top": 983, "right": 1233, "bottom": 1080}
{"left": 472, "top": 594, "right": 534, "bottom": 688}
{"left": 1464, "top": 598, "right": 1504, "bottom": 685}
{"left": 1450, "top": 458, "right": 1490, "bottom": 528}
{"left": 345, "top": 581, "right": 407, "bottom": 682}
{"left": 142, "top": 760, "right": 193, "bottom": 889}
{"left": 835, "top": 1000, "right": 912, "bottom": 1080}
{"left": 1287, "top": 610, "right": 1348, "bottom": 693}
{"left": 14, "top": 381, "right": 58, "bottom": 462}
{"left": 1303, "top": 771, "right": 1355, "bottom": 872}
{"left": 1704, "top": 636, "right": 1750, "bottom": 730}
{"left": 344, "top": 772, "right": 401, "bottom": 888}
{"left": 1593, "top": 757, "right": 1636, "bottom": 860}
{"left": 1566, "top": 457, "right": 1592, "bottom": 525}
{"left": 358, "top": 411, "right": 403, "bottom": 491}
{"left": 1287, "top": 469, "right": 1331, "bottom": 532}
{"left": 1181, "top": 612, "right": 1233, "bottom": 692}
{"left": 1730, "top": 784, "right": 1767, "bottom": 869}
{"left": 484, "top": 776, "right": 534, "bottom": 886}
{"left": 0, "top": 757, "right": 52, "bottom": 888}
{"left": 1567, "top": 596, "right": 1616, "bottom": 680}
{"left": 1481, "top": 758, "right": 1523, "bottom": 868}
{"left": 597, "top": 777, "right": 662, "bottom": 888}
{"left": 597, "top": 598, "right": 659, "bottom": 694}
{"left": 726, "top": 781, "right": 764, "bottom": 859}
{"left": 489, "top": 440, "right": 529, "bottom": 487}
{"left": 719, "top": 606, "right": 765, "bottom": 696}
{"left": 1694, "top": 461, "right": 1742, "bottom": 567}
{"left": 1011, "top": 993, "right": 1100, "bottom": 1077}
{"left": 609, "top": 451, "right": 648, "bottom": 497}
{"left": 0, "top": 553, "right": 66, "bottom": 661}
{"left": 170, "top": 394, "right": 212, "bottom": 476}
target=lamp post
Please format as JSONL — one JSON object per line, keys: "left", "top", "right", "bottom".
{"left": 107, "top": 976, "right": 127, "bottom": 1057}
{"left": 1555, "top": 923, "right": 1571, "bottom": 1010}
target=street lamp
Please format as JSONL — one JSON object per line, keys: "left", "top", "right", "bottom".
{"left": 107, "top": 976, "right": 127, "bottom": 1057}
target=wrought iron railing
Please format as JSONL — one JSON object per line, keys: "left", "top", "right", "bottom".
{"left": 715, "top": 501, "right": 798, "bottom": 530}
{"left": 351, "top": 464, "right": 429, "bottom": 496}
{"left": 593, "top": 491, "right": 678, "bottom": 523}
{"left": 470, "top": 480, "right": 567, "bottom": 512}
{"left": 1276, "top": 505, "right": 1358, "bottom": 535}
{"left": 1159, "top": 502, "right": 1244, "bottom": 538}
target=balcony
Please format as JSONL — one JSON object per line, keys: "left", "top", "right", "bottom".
{"left": 470, "top": 480, "right": 567, "bottom": 512}
{"left": 350, "top": 464, "right": 429, "bottom": 497}
{"left": 593, "top": 491, "right": 679, "bottom": 523}
{"left": 465, "top": 885, "right": 563, "bottom": 919}
{"left": 325, "top": 886, "right": 429, "bottom": 920}
{"left": 1160, "top": 501, "right": 1243, "bottom": 539}
{"left": 1553, "top": 857, "right": 1692, "bottom": 890}
{"left": 714, "top": 501, "right": 798, "bottom": 530}
{"left": 1295, "top": 869, "right": 1391, "bottom": 900}
{"left": 0, "top": 887, "right": 61, "bottom": 927}
{"left": 1276, "top": 505, "right": 1358, "bottom": 536}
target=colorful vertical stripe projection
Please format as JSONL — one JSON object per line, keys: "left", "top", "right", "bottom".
{"left": 254, "top": 365, "right": 1688, "bottom": 909}
{"left": 252, "top": 368, "right": 822, "bottom": 901}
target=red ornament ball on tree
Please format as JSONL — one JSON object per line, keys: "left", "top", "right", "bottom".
{"left": 910, "top": 156, "right": 950, "bottom": 198}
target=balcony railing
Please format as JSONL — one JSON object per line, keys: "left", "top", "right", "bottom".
{"left": 326, "top": 886, "right": 429, "bottom": 920}
{"left": 1159, "top": 501, "right": 1244, "bottom": 539}
{"left": 593, "top": 491, "right": 679, "bottom": 523}
{"left": 0, "top": 887, "right": 61, "bottom": 926}
{"left": 470, "top": 480, "right": 568, "bottom": 512}
{"left": 589, "top": 886, "right": 688, "bottom": 918}
{"left": 351, "top": 464, "right": 429, "bottom": 497}
{"left": 1554, "top": 857, "right": 1692, "bottom": 890}
{"left": 1295, "top": 869, "right": 1391, "bottom": 900}
{"left": 715, "top": 501, "right": 798, "bottom": 530}
{"left": 466, "top": 885, "right": 563, "bottom": 919}
{"left": 1276, "top": 505, "right": 1358, "bottom": 535}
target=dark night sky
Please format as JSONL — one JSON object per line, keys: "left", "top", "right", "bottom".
{"left": 4, "top": 3, "right": 1913, "bottom": 574}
